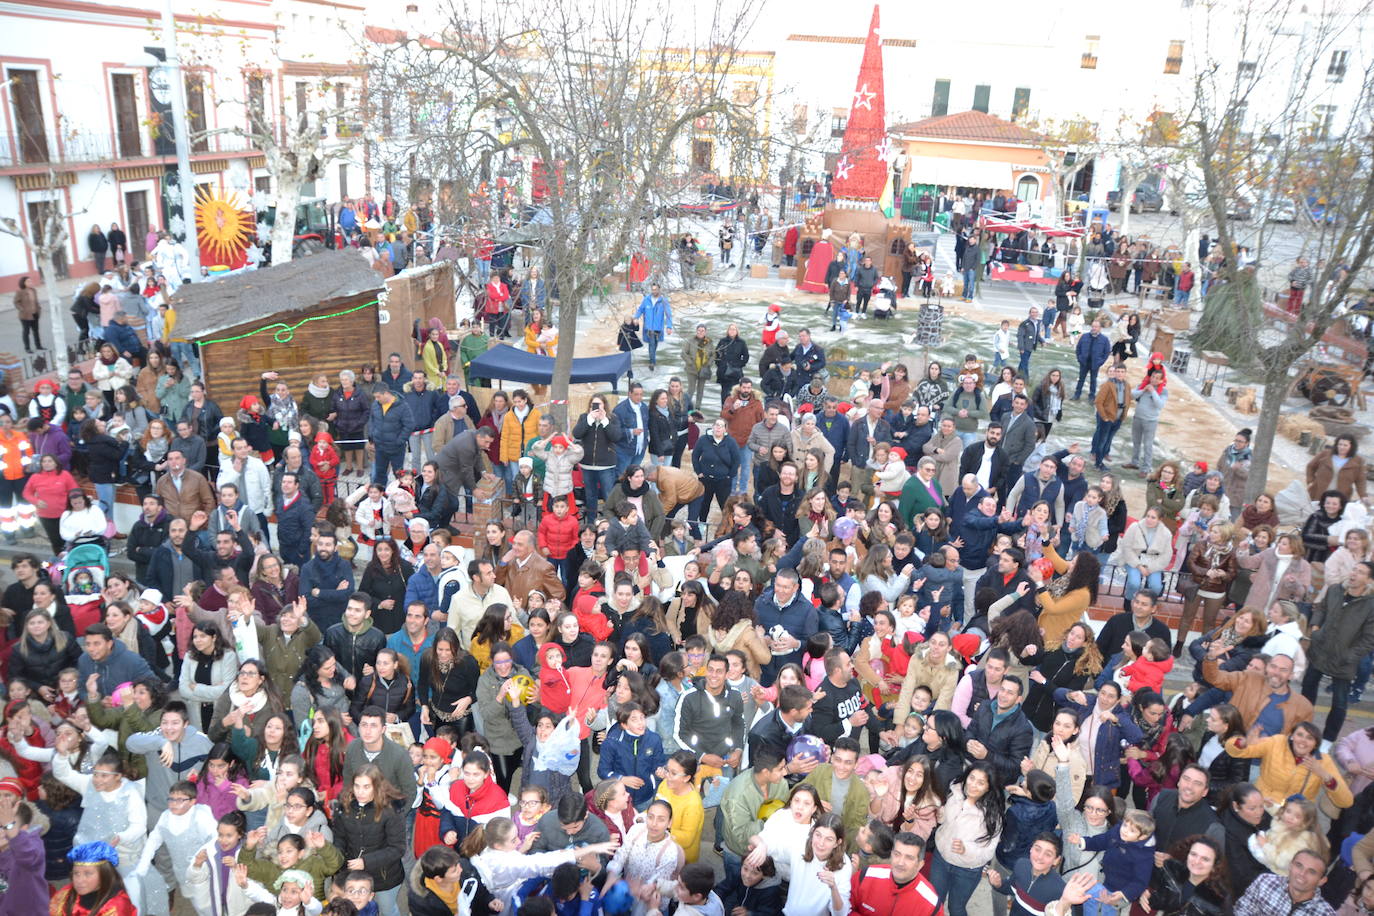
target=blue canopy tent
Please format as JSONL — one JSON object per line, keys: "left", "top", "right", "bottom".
{"left": 466, "top": 344, "right": 633, "bottom": 391}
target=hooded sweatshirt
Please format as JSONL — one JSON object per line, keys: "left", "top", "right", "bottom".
{"left": 538, "top": 642, "right": 572, "bottom": 714}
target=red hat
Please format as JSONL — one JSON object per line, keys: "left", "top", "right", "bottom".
{"left": 32, "top": 378, "right": 57, "bottom": 394}
{"left": 550, "top": 434, "right": 571, "bottom": 449}
{"left": 1150, "top": 352, "right": 1164, "bottom": 362}
{"left": 836, "top": 402, "right": 853, "bottom": 415}
{"left": 0, "top": 777, "right": 24, "bottom": 798}
{"left": 423, "top": 737, "right": 453, "bottom": 763}
{"left": 768, "top": 303, "right": 782, "bottom": 313}
{"left": 950, "top": 633, "right": 982, "bottom": 664}
{"left": 890, "top": 447, "right": 906, "bottom": 461}
{"left": 797, "top": 403, "right": 814, "bottom": 414}
{"left": 1194, "top": 461, "right": 1208, "bottom": 473}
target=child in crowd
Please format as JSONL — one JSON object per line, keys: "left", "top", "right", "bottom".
{"left": 1067, "top": 305, "right": 1085, "bottom": 342}
{"left": 871, "top": 444, "right": 910, "bottom": 504}
{"left": 761, "top": 303, "right": 782, "bottom": 347}
{"left": 848, "top": 370, "right": 872, "bottom": 404}
{"left": 992, "top": 319, "right": 1012, "bottom": 369}
{"left": 802, "top": 632, "right": 832, "bottom": 690}
{"left": 1068, "top": 809, "right": 1157, "bottom": 916}
{"left": 537, "top": 495, "right": 580, "bottom": 587}
{"left": 1119, "top": 638, "right": 1175, "bottom": 694}
{"left": 1066, "top": 486, "right": 1109, "bottom": 559}
{"left": 1250, "top": 798, "right": 1329, "bottom": 875}
{"left": 663, "top": 519, "right": 694, "bottom": 557}
{"left": 309, "top": 432, "right": 339, "bottom": 504}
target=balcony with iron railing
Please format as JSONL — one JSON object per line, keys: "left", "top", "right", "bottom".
{"left": 0, "top": 126, "right": 260, "bottom": 169}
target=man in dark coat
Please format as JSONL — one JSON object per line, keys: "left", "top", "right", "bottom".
{"left": 275, "top": 471, "right": 315, "bottom": 568}
{"left": 1016, "top": 307, "right": 1039, "bottom": 377}
{"left": 436, "top": 427, "right": 494, "bottom": 499}
{"left": 965, "top": 674, "right": 1034, "bottom": 785}
{"left": 369, "top": 387, "right": 414, "bottom": 484}
{"left": 1303, "top": 560, "right": 1374, "bottom": 742}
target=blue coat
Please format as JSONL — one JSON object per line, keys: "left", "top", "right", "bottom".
{"left": 954, "top": 508, "right": 1020, "bottom": 571}
{"left": 634, "top": 294, "right": 674, "bottom": 333}
{"left": 370, "top": 398, "right": 415, "bottom": 453}
{"left": 402, "top": 387, "right": 446, "bottom": 431}
{"left": 691, "top": 433, "right": 739, "bottom": 479}
{"left": 1082, "top": 824, "right": 1155, "bottom": 900}
{"left": 597, "top": 724, "right": 666, "bottom": 807}
{"left": 78, "top": 640, "right": 155, "bottom": 695}
{"left": 1076, "top": 331, "right": 1111, "bottom": 369}
{"left": 816, "top": 412, "right": 849, "bottom": 464}
{"left": 386, "top": 627, "right": 434, "bottom": 689}
{"left": 298, "top": 552, "right": 355, "bottom": 631}
{"left": 754, "top": 590, "right": 819, "bottom": 683}
{"left": 403, "top": 564, "right": 440, "bottom": 616}
{"left": 275, "top": 496, "right": 314, "bottom": 567}
{"left": 103, "top": 321, "right": 144, "bottom": 357}
{"left": 1053, "top": 688, "right": 1143, "bottom": 788}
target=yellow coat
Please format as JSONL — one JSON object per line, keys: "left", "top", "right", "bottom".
{"left": 656, "top": 782, "right": 705, "bottom": 863}
{"left": 421, "top": 339, "right": 448, "bottom": 389}
{"left": 470, "top": 622, "right": 525, "bottom": 672}
{"left": 1035, "top": 542, "right": 1090, "bottom": 649}
{"left": 1225, "top": 733, "right": 1354, "bottom": 809}
{"left": 499, "top": 407, "right": 542, "bottom": 463}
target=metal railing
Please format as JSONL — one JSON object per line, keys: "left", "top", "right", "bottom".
{"left": 0, "top": 128, "right": 259, "bottom": 168}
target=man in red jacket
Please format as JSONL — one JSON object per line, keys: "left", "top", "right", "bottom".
{"left": 850, "top": 832, "right": 941, "bottom": 916}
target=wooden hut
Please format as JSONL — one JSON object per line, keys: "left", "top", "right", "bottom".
{"left": 173, "top": 250, "right": 384, "bottom": 408}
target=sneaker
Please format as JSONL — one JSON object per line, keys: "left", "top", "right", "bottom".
{"left": 1320, "top": 739, "right": 1333, "bottom": 754}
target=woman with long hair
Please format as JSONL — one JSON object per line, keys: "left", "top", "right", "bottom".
{"left": 470, "top": 603, "right": 524, "bottom": 673}
{"left": 621, "top": 595, "right": 674, "bottom": 663}
{"left": 931, "top": 762, "right": 1005, "bottom": 916}
{"left": 358, "top": 537, "right": 413, "bottom": 634}
{"left": 1032, "top": 369, "right": 1066, "bottom": 438}
{"left": 1024, "top": 622, "right": 1103, "bottom": 733}
{"left": 291, "top": 644, "right": 352, "bottom": 728}
{"left": 914, "top": 361, "right": 949, "bottom": 415}
{"left": 196, "top": 741, "right": 250, "bottom": 818}
{"left": 1142, "top": 835, "right": 1231, "bottom": 915}
{"left": 304, "top": 707, "right": 352, "bottom": 808}
{"left": 91, "top": 342, "right": 133, "bottom": 410}
{"left": 1123, "top": 690, "right": 1175, "bottom": 808}
{"left": 669, "top": 577, "right": 715, "bottom": 645}
{"left": 706, "top": 590, "right": 770, "bottom": 679}
{"left": 857, "top": 544, "right": 914, "bottom": 604}
{"left": 9, "top": 607, "right": 81, "bottom": 695}
{"left": 249, "top": 712, "right": 298, "bottom": 782}
{"left": 1026, "top": 708, "right": 1091, "bottom": 803}
{"left": 332, "top": 764, "right": 407, "bottom": 912}
{"left": 249, "top": 553, "right": 300, "bottom": 626}
{"left": 419, "top": 626, "right": 479, "bottom": 736}
{"left": 1186, "top": 703, "right": 1250, "bottom": 804}
{"left": 179, "top": 620, "right": 238, "bottom": 733}
{"left": 1177, "top": 522, "right": 1237, "bottom": 656}
{"left": 1030, "top": 544, "right": 1101, "bottom": 650}
{"left": 778, "top": 813, "right": 853, "bottom": 916}
{"left": 349, "top": 647, "right": 414, "bottom": 734}
{"left": 873, "top": 754, "right": 945, "bottom": 840}
{"left": 1146, "top": 461, "right": 1187, "bottom": 532}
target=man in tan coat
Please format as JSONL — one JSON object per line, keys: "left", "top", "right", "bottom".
{"left": 1202, "top": 650, "right": 1312, "bottom": 736}
{"left": 894, "top": 631, "right": 963, "bottom": 721}
{"left": 921, "top": 416, "right": 963, "bottom": 495}
{"left": 495, "top": 529, "right": 566, "bottom": 601}
{"left": 1090, "top": 363, "right": 1133, "bottom": 470}
{"left": 154, "top": 449, "right": 216, "bottom": 522}
{"left": 648, "top": 464, "right": 704, "bottom": 518}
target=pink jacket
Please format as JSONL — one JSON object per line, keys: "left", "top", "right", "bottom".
{"left": 1334, "top": 728, "right": 1374, "bottom": 796}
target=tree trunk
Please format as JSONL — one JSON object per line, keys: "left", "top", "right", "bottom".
{"left": 270, "top": 175, "right": 304, "bottom": 266}
{"left": 549, "top": 288, "right": 581, "bottom": 430}
{"left": 1246, "top": 364, "right": 1290, "bottom": 502}
{"left": 37, "top": 251, "right": 70, "bottom": 374}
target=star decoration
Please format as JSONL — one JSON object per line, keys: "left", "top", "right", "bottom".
{"left": 853, "top": 83, "right": 875, "bottom": 111}
{"left": 835, "top": 156, "right": 853, "bottom": 180}
{"left": 875, "top": 137, "right": 894, "bottom": 163}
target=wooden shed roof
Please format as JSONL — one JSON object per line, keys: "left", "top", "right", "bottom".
{"left": 173, "top": 250, "right": 383, "bottom": 339}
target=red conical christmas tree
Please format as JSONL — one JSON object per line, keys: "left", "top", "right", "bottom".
{"left": 830, "top": 4, "right": 889, "bottom": 202}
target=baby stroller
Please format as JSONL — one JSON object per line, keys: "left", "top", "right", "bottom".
{"left": 55, "top": 542, "right": 111, "bottom": 635}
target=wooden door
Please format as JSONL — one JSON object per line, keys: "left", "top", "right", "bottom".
{"left": 125, "top": 190, "right": 149, "bottom": 260}
{"left": 112, "top": 73, "right": 141, "bottom": 158}
{"left": 27, "top": 200, "right": 69, "bottom": 278}
{"left": 10, "top": 69, "right": 49, "bottom": 163}
{"left": 185, "top": 75, "right": 209, "bottom": 152}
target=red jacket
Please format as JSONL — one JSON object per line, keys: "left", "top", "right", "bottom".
{"left": 849, "top": 863, "right": 942, "bottom": 916}
{"left": 312, "top": 733, "right": 354, "bottom": 806}
{"left": 572, "top": 583, "right": 612, "bottom": 641}
{"left": 538, "top": 512, "right": 580, "bottom": 559}
{"left": 538, "top": 641, "right": 572, "bottom": 714}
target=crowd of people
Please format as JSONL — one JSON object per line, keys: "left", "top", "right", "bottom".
{"left": 2, "top": 223, "right": 1374, "bottom": 916}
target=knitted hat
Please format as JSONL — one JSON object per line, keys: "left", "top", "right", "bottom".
{"left": 768, "top": 303, "right": 782, "bottom": 313}
{"left": 550, "top": 434, "right": 571, "bottom": 449}
{"left": 138, "top": 588, "right": 163, "bottom": 606}
{"left": 0, "top": 777, "right": 24, "bottom": 798}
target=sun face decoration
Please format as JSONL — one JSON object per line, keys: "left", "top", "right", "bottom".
{"left": 195, "top": 185, "right": 255, "bottom": 269}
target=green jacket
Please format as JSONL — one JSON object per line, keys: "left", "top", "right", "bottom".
{"left": 240, "top": 842, "right": 344, "bottom": 902}
{"left": 460, "top": 332, "right": 491, "bottom": 387}
{"left": 799, "top": 763, "right": 870, "bottom": 851}
{"left": 898, "top": 475, "right": 944, "bottom": 529}
{"left": 719, "top": 767, "right": 786, "bottom": 857}
{"left": 256, "top": 619, "right": 323, "bottom": 702}
{"left": 88, "top": 701, "right": 161, "bottom": 780}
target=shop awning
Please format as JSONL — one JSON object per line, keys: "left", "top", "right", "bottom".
{"left": 904, "top": 155, "right": 1014, "bottom": 191}
{"left": 466, "top": 344, "right": 632, "bottom": 391}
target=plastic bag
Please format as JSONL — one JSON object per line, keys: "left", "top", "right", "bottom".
{"left": 534, "top": 715, "right": 581, "bottom": 776}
